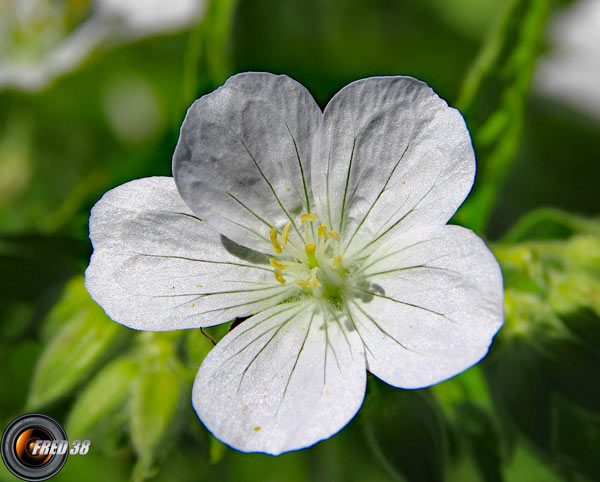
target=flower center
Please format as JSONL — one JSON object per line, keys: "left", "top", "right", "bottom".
{"left": 269, "top": 213, "right": 347, "bottom": 307}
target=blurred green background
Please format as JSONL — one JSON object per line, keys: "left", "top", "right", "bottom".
{"left": 1, "top": 0, "right": 599, "bottom": 481}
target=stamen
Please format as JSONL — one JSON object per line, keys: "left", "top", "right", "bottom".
{"left": 332, "top": 255, "right": 342, "bottom": 269}
{"left": 270, "top": 258, "right": 286, "bottom": 270}
{"left": 281, "top": 221, "right": 292, "bottom": 246}
{"left": 295, "top": 278, "right": 321, "bottom": 289}
{"left": 328, "top": 230, "right": 340, "bottom": 241}
{"left": 270, "top": 228, "right": 282, "bottom": 254}
{"left": 317, "top": 224, "right": 327, "bottom": 238}
{"left": 305, "top": 243, "right": 318, "bottom": 269}
{"left": 274, "top": 269, "right": 286, "bottom": 284}
{"left": 300, "top": 213, "right": 316, "bottom": 222}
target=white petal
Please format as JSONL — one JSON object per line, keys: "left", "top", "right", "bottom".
{"left": 193, "top": 301, "right": 366, "bottom": 455}
{"left": 97, "top": 0, "right": 205, "bottom": 38}
{"left": 311, "top": 76, "right": 475, "bottom": 257}
{"left": 173, "top": 72, "right": 322, "bottom": 254}
{"left": 85, "top": 177, "right": 294, "bottom": 331}
{"left": 347, "top": 225, "right": 503, "bottom": 388}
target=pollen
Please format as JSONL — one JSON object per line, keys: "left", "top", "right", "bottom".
{"left": 270, "top": 228, "right": 282, "bottom": 254}
{"left": 296, "top": 278, "right": 321, "bottom": 289}
{"left": 328, "top": 230, "right": 340, "bottom": 241}
{"left": 317, "top": 224, "right": 327, "bottom": 237}
{"left": 300, "top": 213, "right": 316, "bottom": 223}
{"left": 270, "top": 258, "right": 287, "bottom": 270}
{"left": 274, "top": 269, "right": 286, "bottom": 284}
{"left": 281, "top": 221, "right": 292, "bottom": 246}
{"left": 332, "top": 255, "right": 342, "bottom": 269}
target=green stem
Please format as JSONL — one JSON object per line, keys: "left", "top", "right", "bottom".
{"left": 455, "top": 0, "right": 550, "bottom": 233}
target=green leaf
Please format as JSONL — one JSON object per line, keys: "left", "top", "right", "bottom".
{"left": 0, "top": 233, "right": 86, "bottom": 304}
{"left": 42, "top": 275, "right": 97, "bottom": 337}
{"left": 500, "top": 208, "right": 600, "bottom": 243}
{"left": 129, "top": 365, "right": 183, "bottom": 477}
{"left": 558, "top": 308, "right": 600, "bottom": 356}
{"left": 0, "top": 341, "right": 42, "bottom": 422}
{"left": 455, "top": 403, "right": 504, "bottom": 482}
{"left": 503, "top": 442, "right": 563, "bottom": 482}
{"left": 27, "top": 279, "right": 126, "bottom": 409}
{"left": 208, "top": 435, "right": 227, "bottom": 465}
{"left": 540, "top": 334, "right": 600, "bottom": 417}
{"left": 483, "top": 338, "right": 552, "bottom": 453}
{"left": 434, "top": 366, "right": 493, "bottom": 411}
{"left": 553, "top": 396, "right": 600, "bottom": 481}
{"left": 361, "top": 378, "right": 447, "bottom": 482}
{"left": 435, "top": 371, "right": 504, "bottom": 482}
{"left": 66, "top": 356, "right": 141, "bottom": 438}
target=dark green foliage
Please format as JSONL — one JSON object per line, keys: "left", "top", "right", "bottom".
{"left": 361, "top": 379, "right": 447, "bottom": 482}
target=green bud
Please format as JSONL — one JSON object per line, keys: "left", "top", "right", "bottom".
{"left": 28, "top": 281, "right": 125, "bottom": 409}
{"left": 129, "top": 365, "right": 184, "bottom": 473}
{"left": 66, "top": 356, "right": 141, "bottom": 438}
{"left": 565, "top": 236, "right": 600, "bottom": 272}
{"left": 42, "top": 276, "right": 93, "bottom": 338}
{"left": 549, "top": 272, "right": 600, "bottom": 316}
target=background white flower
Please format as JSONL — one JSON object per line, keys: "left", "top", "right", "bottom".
{"left": 86, "top": 72, "right": 504, "bottom": 455}
{"left": 534, "top": 0, "right": 600, "bottom": 119}
{"left": 0, "top": 0, "right": 206, "bottom": 91}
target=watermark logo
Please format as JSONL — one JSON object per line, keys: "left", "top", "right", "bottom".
{"left": 1, "top": 414, "right": 91, "bottom": 481}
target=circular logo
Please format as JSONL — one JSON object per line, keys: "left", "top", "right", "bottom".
{"left": 1, "top": 414, "right": 68, "bottom": 481}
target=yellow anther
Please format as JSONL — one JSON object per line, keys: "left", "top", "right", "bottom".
{"left": 305, "top": 243, "right": 318, "bottom": 269}
{"left": 270, "top": 258, "right": 286, "bottom": 270}
{"left": 270, "top": 228, "right": 282, "bottom": 254}
{"left": 317, "top": 224, "right": 327, "bottom": 237}
{"left": 300, "top": 213, "right": 316, "bottom": 223}
{"left": 332, "top": 255, "right": 342, "bottom": 269}
{"left": 295, "top": 278, "right": 321, "bottom": 289}
{"left": 281, "top": 221, "right": 292, "bottom": 245}
{"left": 274, "top": 269, "right": 286, "bottom": 284}
{"left": 328, "top": 230, "right": 340, "bottom": 241}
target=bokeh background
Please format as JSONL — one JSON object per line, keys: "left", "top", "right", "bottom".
{"left": 1, "top": 0, "right": 599, "bottom": 481}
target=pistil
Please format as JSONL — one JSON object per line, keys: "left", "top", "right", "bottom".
{"left": 305, "top": 244, "right": 318, "bottom": 269}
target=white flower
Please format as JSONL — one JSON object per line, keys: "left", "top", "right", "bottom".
{"left": 534, "top": 0, "right": 600, "bottom": 119}
{"left": 85, "top": 72, "right": 504, "bottom": 455}
{"left": 0, "top": 0, "right": 205, "bottom": 91}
